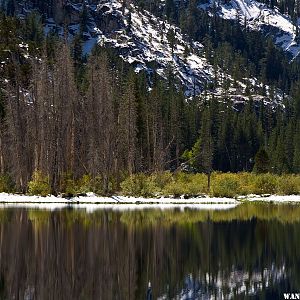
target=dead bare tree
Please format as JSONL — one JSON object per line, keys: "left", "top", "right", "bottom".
{"left": 86, "top": 52, "right": 118, "bottom": 193}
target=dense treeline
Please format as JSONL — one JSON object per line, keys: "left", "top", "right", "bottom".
{"left": 0, "top": 10, "right": 300, "bottom": 194}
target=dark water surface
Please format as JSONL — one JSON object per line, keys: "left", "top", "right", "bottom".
{"left": 0, "top": 203, "right": 299, "bottom": 299}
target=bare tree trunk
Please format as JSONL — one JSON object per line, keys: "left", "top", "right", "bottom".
{"left": 0, "top": 132, "right": 4, "bottom": 174}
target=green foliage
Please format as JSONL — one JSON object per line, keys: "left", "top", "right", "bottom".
{"left": 76, "top": 174, "right": 93, "bottom": 194}
{"left": 253, "top": 173, "right": 278, "bottom": 194}
{"left": 167, "top": 28, "right": 176, "bottom": 54}
{"left": 89, "top": 176, "right": 106, "bottom": 195}
{"left": 151, "top": 172, "right": 173, "bottom": 190}
{"left": 28, "top": 171, "right": 51, "bottom": 196}
{"left": 253, "top": 148, "right": 270, "bottom": 173}
{"left": 0, "top": 174, "right": 14, "bottom": 193}
{"left": 183, "top": 107, "right": 213, "bottom": 175}
{"left": 120, "top": 173, "right": 160, "bottom": 197}
{"left": 121, "top": 172, "right": 207, "bottom": 198}
{"left": 211, "top": 173, "right": 240, "bottom": 198}
{"left": 121, "top": 172, "right": 300, "bottom": 198}
{"left": 181, "top": 138, "right": 201, "bottom": 171}
{"left": 60, "top": 173, "right": 77, "bottom": 195}
{"left": 277, "top": 175, "right": 300, "bottom": 195}
{"left": 65, "top": 174, "right": 119, "bottom": 196}
{"left": 22, "top": 12, "right": 44, "bottom": 46}
{"left": 59, "top": 174, "right": 111, "bottom": 195}
{"left": 162, "top": 172, "right": 207, "bottom": 196}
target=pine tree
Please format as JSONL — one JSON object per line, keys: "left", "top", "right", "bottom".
{"left": 72, "top": 34, "right": 85, "bottom": 88}
{"left": 167, "top": 28, "right": 176, "bottom": 56}
{"left": 293, "top": 121, "right": 300, "bottom": 172}
{"left": 198, "top": 106, "right": 213, "bottom": 190}
{"left": 148, "top": 82, "right": 165, "bottom": 171}
{"left": 6, "top": 0, "right": 15, "bottom": 16}
{"left": 253, "top": 148, "right": 270, "bottom": 173}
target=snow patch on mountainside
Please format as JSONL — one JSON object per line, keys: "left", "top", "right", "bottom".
{"left": 199, "top": 0, "right": 300, "bottom": 58}
{"left": 89, "top": 0, "right": 284, "bottom": 105}
{"left": 95, "top": 0, "right": 214, "bottom": 96}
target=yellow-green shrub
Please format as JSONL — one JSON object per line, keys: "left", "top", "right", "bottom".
{"left": 152, "top": 172, "right": 173, "bottom": 190}
{"left": 211, "top": 173, "right": 240, "bottom": 198}
{"left": 0, "top": 174, "right": 14, "bottom": 193}
{"left": 65, "top": 174, "right": 117, "bottom": 196}
{"left": 187, "top": 173, "right": 208, "bottom": 195}
{"left": 162, "top": 180, "right": 187, "bottom": 196}
{"left": 162, "top": 172, "right": 187, "bottom": 196}
{"left": 162, "top": 172, "right": 207, "bottom": 196}
{"left": 277, "top": 175, "right": 300, "bottom": 195}
{"left": 80, "top": 175, "right": 118, "bottom": 196}
{"left": 253, "top": 173, "right": 278, "bottom": 194}
{"left": 60, "top": 173, "right": 76, "bottom": 195}
{"left": 234, "top": 172, "right": 256, "bottom": 195}
{"left": 120, "top": 173, "right": 160, "bottom": 197}
{"left": 76, "top": 174, "right": 93, "bottom": 194}
{"left": 28, "top": 171, "right": 51, "bottom": 196}
{"left": 88, "top": 176, "right": 104, "bottom": 195}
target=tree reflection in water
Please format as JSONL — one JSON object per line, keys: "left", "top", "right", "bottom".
{"left": 0, "top": 204, "right": 298, "bottom": 299}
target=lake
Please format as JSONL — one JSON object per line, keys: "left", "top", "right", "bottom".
{"left": 0, "top": 203, "right": 299, "bottom": 299}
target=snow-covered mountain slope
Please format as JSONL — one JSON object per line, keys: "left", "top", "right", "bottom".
{"left": 95, "top": 0, "right": 285, "bottom": 105}
{"left": 2, "top": 0, "right": 285, "bottom": 106}
{"left": 96, "top": 0, "right": 212, "bottom": 97}
{"left": 199, "top": 0, "right": 300, "bottom": 59}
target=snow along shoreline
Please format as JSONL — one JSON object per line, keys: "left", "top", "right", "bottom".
{"left": 0, "top": 193, "right": 299, "bottom": 211}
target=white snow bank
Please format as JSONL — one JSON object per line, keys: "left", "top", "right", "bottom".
{"left": 0, "top": 203, "right": 239, "bottom": 212}
{"left": 238, "top": 194, "right": 300, "bottom": 202}
{"left": 0, "top": 193, "right": 299, "bottom": 212}
{"left": 0, "top": 192, "right": 236, "bottom": 204}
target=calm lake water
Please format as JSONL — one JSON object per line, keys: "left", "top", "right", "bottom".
{"left": 0, "top": 203, "right": 299, "bottom": 299}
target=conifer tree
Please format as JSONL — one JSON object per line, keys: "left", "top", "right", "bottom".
{"left": 253, "top": 148, "right": 270, "bottom": 173}
{"left": 293, "top": 121, "right": 300, "bottom": 173}
{"left": 198, "top": 106, "right": 213, "bottom": 190}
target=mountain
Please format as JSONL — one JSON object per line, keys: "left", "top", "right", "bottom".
{"left": 0, "top": 0, "right": 286, "bottom": 107}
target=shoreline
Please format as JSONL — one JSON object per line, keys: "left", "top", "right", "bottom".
{"left": 0, "top": 193, "right": 300, "bottom": 211}
{"left": 0, "top": 203, "right": 240, "bottom": 212}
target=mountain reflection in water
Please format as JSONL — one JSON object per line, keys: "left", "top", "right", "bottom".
{"left": 162, "top": 265, "right": 286, "bottom": 299}
{"left": 0, "top": 203, "right": 298, "bottom": 299}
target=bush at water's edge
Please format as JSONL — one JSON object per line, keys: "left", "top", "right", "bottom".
{"left": 2, "top": 171, "right": 300, "bottom": 198}
{"left": 120, "top": 172, "right": 300, "bottom": 198}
